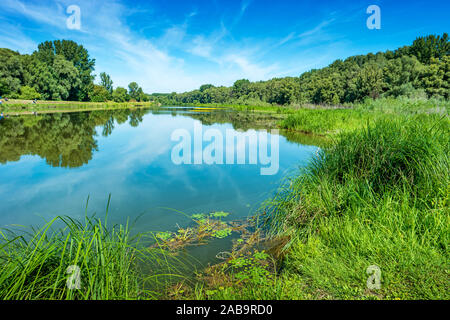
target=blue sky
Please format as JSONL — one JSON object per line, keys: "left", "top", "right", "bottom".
{"left": 0, "top": 0, "right": 448, "bottom": 93}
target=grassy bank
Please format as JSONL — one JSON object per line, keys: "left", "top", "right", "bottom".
{"left": 279, "top": 97, "right": 449, "bottom": 136}
{"left": 188, "top": 114, "right": 449, "bottom": 300}
{"left": 167, "top": 97, "right": 449, "bottom": 137}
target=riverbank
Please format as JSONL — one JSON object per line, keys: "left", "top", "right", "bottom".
{"left": 183, "top": 112, "right": 449, "bottom": 300}
{"left": 0, "top": 99, "right": 160, "bottom": 115}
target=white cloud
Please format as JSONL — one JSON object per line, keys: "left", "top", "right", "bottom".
{"left": 0, "top": 0, "right": 344, "bottom": 93}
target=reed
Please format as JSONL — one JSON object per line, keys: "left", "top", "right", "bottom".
{"left": 0, "top": 211, "right": 184, "bottom": 300}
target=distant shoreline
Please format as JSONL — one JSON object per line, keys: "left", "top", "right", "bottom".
{"left": 0, "top": 99, "right": 160, "bottom": 116}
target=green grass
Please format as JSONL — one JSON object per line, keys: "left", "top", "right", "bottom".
{"left": 0, "top": 211, "right": 185, "bottom": 300}
{"left": 280, "top": 108, "right": 378, "bottom": 135}
{"left": 278, "top": 98, "right": 450, "bottom": 136}
{"left": 0, "top": 100, "right": 158, "bottom": 115}
{"left": 191, "top": 114, "right": 449, "bottom": 300}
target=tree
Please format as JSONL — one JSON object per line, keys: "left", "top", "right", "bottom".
{"left": 420, "top": 56, "right": 450, "bottom": 98}
{"left": 19, "top": 86, "right": 41, "bottom": 100}
{"left": 128, "top": 82, "right": 143, "bottom": 101}
{"left": 100, "top": 72, "right": 113, "bottom": 95}
{"left": 355, "top": 63, "right": 384, "bottom": 100}
{"left": 0, "top": 49, "right": 24, "bottom": 96}
{"left": 112, "top": 87, "right": 129, "bottom": 102}
{"left": 199, "top": 84, "right": 215, "bottom": 92}
{"left": 90, "top": 85, "right": 110, "bottom": 102}
{"left": 34, "top": 40, "right": 95, "bottom": 101}
{"left": 410, "top": 33, "right": 449, "bottom": 64}
{"left": 52, "top": 55, "right": 81, "bottom": 100}
{"left": 383, "top": 56, "right": 423, "bottom": 97}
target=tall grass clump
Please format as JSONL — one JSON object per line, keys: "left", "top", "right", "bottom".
{"left": 0, "top": 214, "right": 183, "bottom": 300}
{"left": 279, "top": 108, "right": 383, "bottom": 135}
{"left": 260, "top": 114, "right": 449, "bottom": 299}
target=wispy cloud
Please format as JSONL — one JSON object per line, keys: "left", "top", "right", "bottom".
{"left": 0, "top": 0, "right": 66, "bottom": 28}
{"left": 0, "top": 0, "right": 351, "bottom": 92}
{"left": 0, "top": 22, "right": 37, "bottom": 53}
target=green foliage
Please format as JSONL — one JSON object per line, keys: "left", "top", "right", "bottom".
{"left": 156, "top": 33, "right": 449, "bottom": 107}
{"left": 209, "top": 211, "right": 230, "bottom": 219}
{"left": 410, "top": 33, "right": 450, "bottom": 64}
{"left": 193, "top": 250, "right": 278, "bottom": 300}
{"left": 128, "top": 82, "right": 140, "bottom": 101}
{"left": 0, "top": 214, "right": 179, "bottom": 300}
{"left": 0, "top": 40, "right": 94, "bottom": 101}
{"left": 212, "top": 227, "right": 232, "bottom": 239}
{"left": 0, "top": 109, "right": 147, "bottom": 168}
{"left": 90, "top": 84, "right": 110, "bottom": 102}
{"left": 420, "top": 56, "right": 450, "bottom": 99}
{"left": 18, "top": 86, "right": 41, "bottom": 100}
{"left": 34, "top": 40, "right": 95, "bottom": 101}
{"left": 156, "top": 231, "right": 172, "bottom": 241}
{"left": 112, "top": 87, "right": 130, "bottom": 103}
{"left": 100, "top": 72, "right": 113, "bottom": 95}
{"left": 0, "top": 49, "right": 23, "bottom": 96}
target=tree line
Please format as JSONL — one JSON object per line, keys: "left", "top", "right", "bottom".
{"left": 154, "top": 33, "right": 449, "bottom": 106}
{"left": 0, "top": 40, "right": 149, "bottom": 103}
{"left": 1, "top": 34, "right": 448, "bottom": 105}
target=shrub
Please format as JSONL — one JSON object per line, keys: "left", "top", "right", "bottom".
{"left": 19, "top": 86, "right": 41, "bottom": 100}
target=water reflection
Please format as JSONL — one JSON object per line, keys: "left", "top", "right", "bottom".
{"left": 0, "top": 109, "right": 147, "bottom": 168}
{"left": 0, "top": 107, "right": 319, "bottom": 248}
{"left": 0, "top": 107, "right": 324, "bottom": 169}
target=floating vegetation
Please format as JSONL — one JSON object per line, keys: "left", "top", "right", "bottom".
{"left": 156, "top": 231, "right": 172, "bottom": 241}
{"left": 151, "top": 211, "right": 249, "bottom": 251}
{"left": 212, "top": 227, "right": 232, "bottom": 239}
{"left": 209, "top": 211, "right": 230, "bottom": 219}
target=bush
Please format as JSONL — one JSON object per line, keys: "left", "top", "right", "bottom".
{"left": 19, "top": 86, "right": 41, "bottom": 100}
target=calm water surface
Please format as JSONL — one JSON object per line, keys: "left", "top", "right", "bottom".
{"left": 0, "top": 107, "right": 319, "bottom": 261}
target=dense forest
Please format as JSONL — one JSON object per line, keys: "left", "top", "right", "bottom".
{"left": 0, "top": 34, "right": 448, "bottom": 105}
{"left": 0, "top": 40, "right": 149, "bottom": 102}
{"left": 156, "top": 33, "right": 449, "bottom": 106}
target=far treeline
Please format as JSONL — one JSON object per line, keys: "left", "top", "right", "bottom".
{"left": 1, "top": 34, "right": 448, "bottom": 106}
{"left": 156, "top": 33, "right": 449, "bottom": 106}
{"left": 0, "top": 40, "right": 149, "bottom": 103}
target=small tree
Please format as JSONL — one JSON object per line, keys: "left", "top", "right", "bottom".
{"left": 19, "top": 86, "right": 41, "bottom": 100}
{"left": 100, "top": 72, "right": 113, "bottom": 95}
{"left": 128, "top": 82, "right": 143, "bottom": 101}
{"left": 112, "top": 87, "right": 129, "bottom": 102}
{"left": 90, "top": 85, "right": 110, "bottom": 102}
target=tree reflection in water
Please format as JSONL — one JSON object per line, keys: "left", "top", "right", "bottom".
{"left": 0, "top": 107, "right": 325, "bottom": 168}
